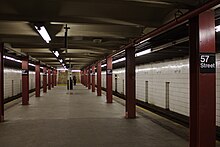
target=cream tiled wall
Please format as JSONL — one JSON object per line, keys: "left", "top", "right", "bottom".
{"left": 4, "top": 68, "right": 43, "bottom": 100}
{"left": 99, "top": 55, "right": 220, "bottom": 126}
{"left": 4, "top": 68, "right": 22, "bottom": 98}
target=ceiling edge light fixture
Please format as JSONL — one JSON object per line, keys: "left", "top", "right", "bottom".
{"left": 34, "top": 26, "right": 51, "bottom": 43}
{"left": 138, "top": 38, "right": 151, "bottom": 45}
{"left": 3, "top": 56, "right": 22, "bottom": 63}
{"left": 101, "top": 64, "right": 107, "bottom": 68}
{"left": 215, "top": 25, "right": 220, "bottom": 32}
{"left": 135, "top": 49, "right": 151, "bottom": 57}
{"left": 112, "top": 57, "right": 126, "bottom": 64}
{"left": 72, "top": 70, "right": 81, "bottom": 72}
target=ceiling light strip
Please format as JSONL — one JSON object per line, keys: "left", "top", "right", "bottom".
{"left": 35, "top": 26, "right": 51, "bottom": 43}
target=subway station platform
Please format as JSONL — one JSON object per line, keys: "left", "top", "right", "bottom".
{"left": 0, "top": 85, "right": 218, "bottom": 147}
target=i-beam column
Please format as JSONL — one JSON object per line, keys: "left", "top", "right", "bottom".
{"left": 0, "top": 43, "right": 4, "bottom": 122}
{"left": 106, "top": 56, "right": 112, "bottom": 103}
{"left": 92, "top": 65, "right": 95, "bottom": 92}
{"left": 35, "top": 62, "right": 40, "bottom": 97}
{"left": 22, "top": 56, "right": 29, "bottom": 105}
{"left": 84, "top": 69, "right": 87, "bottom": 87}
{"left": 80, "top": 70, "right": 83, "bottom": 85}
{"left": 88, "top": 67, "right": 91, "bottom": 89}
{"left": 97, "top": 62, "right": 102, "bottom": 96}
{"left": 43, "top": 67, "right": 47, "bottom": 93}
{"left": 125, "top": 47, "right": 136, "bottom": 118}
{"left": 48, "top": 68, "right": 51, "bottom": 90}
{"left": 189, "top": 10, "right": 216, "bottom": 147}
{"left": 54, "top": 69, "right": 57, "bottom": 86}
{"left": 52, "top": 69, "right": 54, "bottom": 88}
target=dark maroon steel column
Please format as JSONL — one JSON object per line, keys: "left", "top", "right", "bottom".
{"left": 35, "top": 62, "right": 40, "bottom": 97}
{"left": 51, "top": 69, "right": 54, "bottom": 88}
{"left": 43, "top": 67, "right": 47, "bottom": 93}
{"left": 125, "top": 47, "right": 136, "bottom": 118}
{"left": 88, "top": 67, "right": 91, "bottom": 89}
{"left": 80, "top": 70, "right": 83, "bottom": 85}
{"left": 189, "top": 10, "right": 216, "bottom": 147}
{"left": 0, "top": 43, "right": 4, "bottom": 122}
{"left": 84, "top": 69, "right": 87, "bottom": 87}
{"left": 106, "top": 56, "right": 112, "bottom": 103}
{"left": 97, "top": 62, "right": 102, "bottom": 96}
{"left": 92, "top": 66, "right": 95, "bottom": 92}
{"left": 54, "top": 70, "right": 57, "bottom": 86}
{"left": 22, "top": 56, "right": 29, "bottom": 105}
{"left": 48, "top": 68, "right": 51, "bottom": 90}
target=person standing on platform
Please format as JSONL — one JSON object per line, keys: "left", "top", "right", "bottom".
{"left": 73, "top": 75, "right": 76, "bottom": 86}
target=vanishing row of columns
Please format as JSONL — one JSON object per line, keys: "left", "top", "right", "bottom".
{"left": 0, "top": 52, "right": 57, "bottom": 121}
{"left": 80, "top": 51, "right": 136, "bottom": 119}
{"left": 80, "top": 10, "right": 216, "bottom": 147}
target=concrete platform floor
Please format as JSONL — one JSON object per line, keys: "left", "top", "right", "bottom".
{"left": 0, "top": 85, "right": 218, "bottom": 147}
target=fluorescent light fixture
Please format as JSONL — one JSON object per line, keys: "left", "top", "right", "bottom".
{"left": 215, "top": 25, "right": 220, "bottom": 32}
{"left": 57, "top": 68, "right": 68, "bottom": 71}
{"left": 139, "top": 38, "right": 150, "bottom": 44}
{"left": 72, "top": 70, "right": 80, "bottom": 72}
{"left": 29, "top": 63, "right": 35, "bottom": 67}
{"left": 112, "top": 57, "right": 126, "bottom": 64}
{"left": 35, "top": 26, "right": 51, "bottom": 43}
{"left": 101, "top": 64, "right": 106, "bottom": 67}
{"left": 113, "top": 50, "right": 125, "bottom": 57}
{"left": 135, "top": 49, "right": 151, "bottom": 57}
{"left": 53, "top": 51, "right": 59, "bottom": 57}
{"left": 3, "top": 56, "right": 22, "bottom": 63}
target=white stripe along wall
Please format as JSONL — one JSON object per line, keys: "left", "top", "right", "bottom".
{"left": 99, "top": 54, "right": 220, "bottom": 126}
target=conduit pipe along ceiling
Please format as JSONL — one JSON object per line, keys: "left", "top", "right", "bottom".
{"left": 34, "top": 26, "right": 51, "bottom": 43}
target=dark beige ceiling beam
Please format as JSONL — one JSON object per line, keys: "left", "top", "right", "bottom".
{"left": 31, "top": 53, "right": 99, "bottom": 58}
{"left": 42, "top": 59, "right": 90, "bottom": 63}
{"left": 125, "top": 0, "right": 197, "bottom": 7}
{"left": 11, "top": 43, "right": 120, "bottom": 51}
{"left": 21, "top": 48, "right": 51, "bottom": 53}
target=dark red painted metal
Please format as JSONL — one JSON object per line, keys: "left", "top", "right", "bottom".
{"left": 189, "top": 10, "right": 216, "bottom": 147}
{"left": 54, "top": 69, "right": 57, "bottom": 86}
{"left": 22, "top": 56, "right": 29, "bottom": 105}
{"left": 88, "top": 68, "right": 91, "bottom": 89}
{"left": 0, "top": 43, "right": 4, "bottom": 122}
{"left": 35, "top": 62, "right": 40, "bottom": 97}
{"left": 52, "top": 69, "right": 54, "bottom": 88}
{"left": 84, "top": 69, "right": 87, "bottom": 87}
{"left": 97, "top": 62, "right": 102, "bottom": 96}
{"left": 81, "top": 70, "right": 83, "bottom": 85}
{"left": 43, "top": 67, "right": 47, "bottom": 93}
{"left": 48, "top": 69, "right": 51, "bottom": 90}
{"left": 92, "top": 66, "right": 95, "bottom": 92}
{"left": 106, "top": 56, "right": 112, "bottom": 103}
{"left": 125, "top": 47, "right": 136, "bottom": 118}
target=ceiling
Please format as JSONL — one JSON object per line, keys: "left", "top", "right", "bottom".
{"left": 0, "top": 0, "right": 211, "bottom": 69}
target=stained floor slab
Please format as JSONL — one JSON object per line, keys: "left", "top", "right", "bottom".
{"left": 0, "top": 85, "right": 200, "bottom": 146}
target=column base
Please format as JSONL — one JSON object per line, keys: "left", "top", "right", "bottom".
{"left": 0, "top": 115, "right": 4, "bottom": 122}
